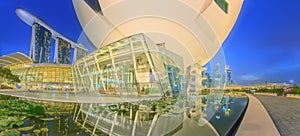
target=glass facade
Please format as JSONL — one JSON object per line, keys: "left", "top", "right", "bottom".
{"left": 57, "top": 37, "right": 71, "bottom": 64}
{"left": 33, "top": 23, "right": 52, "bottom": 63}
{"left": 73, "top": 34, "right": 187, "bottom": 135}
{"left": 10, "top": 64, "right": 73, "bottom": 91}
{"left": 73, "top": 34, "right": 184, "bottom": 97}
{"left": 76, "top": 48, "right": 87, "bottom": 61}
{"left": 71, "top": 34, "right": 226, "bottom": 136}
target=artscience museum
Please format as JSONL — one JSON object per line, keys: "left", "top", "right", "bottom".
{"left": 70, "top": 0, "right": 244, "bottom": 135}
{"left": 0, "top": 0, "right": 244, "bottom": 135}
{"left": 72, "top": 0, "right": 244, "bottom": 95}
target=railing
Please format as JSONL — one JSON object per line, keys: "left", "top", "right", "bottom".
{"left": 150, "top": 112, "right": 184, "bottom": 136}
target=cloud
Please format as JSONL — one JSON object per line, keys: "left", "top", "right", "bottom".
{"left": 240, "top": 74, "right": 260, "bottom": 81}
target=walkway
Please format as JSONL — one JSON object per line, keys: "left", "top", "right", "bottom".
{"left": 236, "top": 94, "right": 280, "bottom": 136}
{"left": 0, "top": 90, "right": 161, "bottom": 103}
{"left": 173, "top": 118, "right": 219, "bottom": 136}
{"left": 255, "top": 95, "right": 300, "bottom": 136}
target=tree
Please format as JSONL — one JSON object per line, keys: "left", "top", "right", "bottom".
{"left": 0, "top": 66, "right": 21, "bottom": 89}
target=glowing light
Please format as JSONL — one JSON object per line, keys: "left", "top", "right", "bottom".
{"left": 225, "top": 111, "right": 230, "bottom": 117}
{"left": 216, "top": 115, "right": 221, "bottom": 119}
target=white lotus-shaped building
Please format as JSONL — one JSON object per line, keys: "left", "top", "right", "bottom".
{"left": 71, "top": 0, "right": 244, "bottom": 135}
{"left": 73, "top": 0, "right": 243, "bottom": 66}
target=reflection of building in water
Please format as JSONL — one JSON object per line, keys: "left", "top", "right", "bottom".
{"left": 2, "top": 0, "right": 244, "bottom": 134}
{"left": 66, "top": 0, "right": 243, "bottom": 134}
{"left": 187, "top": 65, "right": 208, "bottom": 121}
{"left": 72, "top": 33, "right": 188, "bottom": 134}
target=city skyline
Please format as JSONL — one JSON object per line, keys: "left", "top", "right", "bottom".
{"left": 1, "top": 0, "right": 300, "bottom": 85}
{"left": 223, "top": 0, "right": 300, "bottom": 85}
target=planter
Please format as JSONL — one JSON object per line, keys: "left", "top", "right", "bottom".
{"left": 286, "top": 94, "right": 300, "bottom": 99}
{"left": 254, "top": 92, "right": 277, "bottom": 96}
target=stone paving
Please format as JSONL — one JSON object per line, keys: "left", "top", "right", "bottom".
{"left": 236, "top": 94, "right": 280, "bottom": 136}
{"left": 255, "top": 95, "right": 300, "bottom": 136}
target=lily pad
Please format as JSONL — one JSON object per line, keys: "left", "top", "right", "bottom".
{"left": 39, "top": 118, "right": 54, "bottom": 121}
{"left": 18, "top": 125, "right": 35, "bottom": 131}
{"left": 40, "top": 127, "right": 49, "bottom": 132}
{"left": 0, "top": 120, "right": 9, "bottom": 127}
{"left": 10, "top": 120, "right": 24, "bottom": 127}
{"left": 0, "top": 129, "right": 20, "bottom": 135}
{"left": 21, "top": 134, "right": 31, "bottom": 136}
{"left": 33, "top": 129, "right": 41, "bottom": 134}
{"left": 7, "top": 116, "right": 18, "bottom": 122}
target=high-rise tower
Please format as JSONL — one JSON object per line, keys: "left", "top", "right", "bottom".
{"left": 30, "top": 23, "right": 52, "bottom": 63}
{"left": 225, "top": 65, "right": 232, "bottom": 85}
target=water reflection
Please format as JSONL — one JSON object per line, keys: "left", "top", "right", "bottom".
{"left": 18, "top": 103, "right": 90, "bottom": 136}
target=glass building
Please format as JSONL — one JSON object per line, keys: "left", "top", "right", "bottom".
{"left": 73, "top": 34, "right": 184, "bottom": 97}
{"left": 72, "top": 33, "right": 187, "bottom": 136}
{"left": 0, "top": 53, "right": 73, "bottom": 91}
{"left": 57, "top": 37, "right": 71, "bottom": 64}
{"left": 75, "top": 47, "right": 87, "bottom": 61}
{"left": 13, "top": 64, "right": 73, "bottom": 91}
{"left": 32, "top": 23, "right": 52, "bottom": 63}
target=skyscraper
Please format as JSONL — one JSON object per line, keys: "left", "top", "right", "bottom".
{"left": 56, "top": 37, "right": 71, "bottom": 64}
{"left": 225, "top": 65, "right": 233, "bottom": 85}
{"left": 31, "top": 23, "right": 52, "bottom": 63}
{"left": 75, "top": 47, "right": 87, "bottom": 61}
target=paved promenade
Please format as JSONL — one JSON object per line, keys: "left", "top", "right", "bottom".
{"left": 255, "top": 95, "right": 300, "bottom": 136}
{"left": 236, "top": 94, "right": 280, "bottom": 136}
{"left": 173, "top": 118, "right": 219, "bottom": 136}
{"left": 0, "top": 90, "right": 161, "bottom": 103}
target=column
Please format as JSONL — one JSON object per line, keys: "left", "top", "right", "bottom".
{"left": 54, "top": 37, "right": 59, "bottom": 63}
{"left": 73, "top": 47, "right": 78, "bottom": 62}
{"left": 30, "top": 24, "right": 36, "bottom": 61}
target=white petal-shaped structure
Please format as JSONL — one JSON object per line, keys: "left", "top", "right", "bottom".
{"left": 72, "top": 0, "right": 243, "bottom": 66}
{"left": 71, "top": 1, "right": 244, "bottom": 135}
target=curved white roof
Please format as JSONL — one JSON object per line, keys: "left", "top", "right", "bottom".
{"left": 0, "top": 52, "right": 33, "bottom": 67}
{"left": 73, "top": 0, "right": 243, "bottom": 66}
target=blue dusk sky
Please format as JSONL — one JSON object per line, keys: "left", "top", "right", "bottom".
{"left": 0, "top": 0, "right": 300, "bottom": 85}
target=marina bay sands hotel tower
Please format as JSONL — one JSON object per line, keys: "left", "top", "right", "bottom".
{"left": 16, "top": 8, "right": 88, "bottom": 64}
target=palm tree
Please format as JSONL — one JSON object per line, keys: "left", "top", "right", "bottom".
{"left": 0, "top": 66, "right": 21, "bottom": 89}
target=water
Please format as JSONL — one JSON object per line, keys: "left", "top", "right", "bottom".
{"left": 209, "top": 96, "right": 248, "bottom": 136}
{"left": 19, "top": 113, "right": 89, "bottom": 136}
